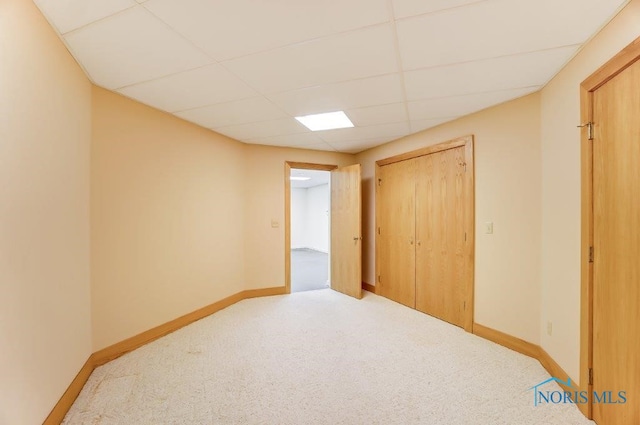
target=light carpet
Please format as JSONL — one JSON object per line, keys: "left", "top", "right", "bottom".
{"left": 63, "top": 290, "right": 593, "bottom": 424}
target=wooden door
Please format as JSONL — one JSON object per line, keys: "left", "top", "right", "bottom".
{"left": 415, "top": 147, "right": 466, "bottom": 327}
{"left": 592, "top": 59, "right": 640, "bottom": 425}
{"left": 377, "top": 159, "right": 416, "bottom": 308}
{"left": 330, "top": 164, "right": 362, "bottom": 299}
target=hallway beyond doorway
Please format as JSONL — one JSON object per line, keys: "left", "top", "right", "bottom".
{"left": 291, "top": 248, "right": 328, "bottom": 292}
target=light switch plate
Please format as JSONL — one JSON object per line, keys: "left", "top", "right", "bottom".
{"left": 271, "top": 219, "right": 279, "bottom": 228}
{"left": 485, "top": 222, "right": 493, "bottom": 234}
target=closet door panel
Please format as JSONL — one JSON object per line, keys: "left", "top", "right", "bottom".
{"left": 415, "top": 147, "right": 466, "bottom": 326}
{"left": 377, "top": 159, "right": 416, "bottom": 308}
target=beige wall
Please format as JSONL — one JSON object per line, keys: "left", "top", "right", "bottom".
{"left": 91, "top": 87, "right": 249, "bottom": 351}
{"left": 243, "top": 145, "right": 354, "bottom": 290}
{"left": 355, "top": 93, "right": 542, "bottom": 344}
{"left": 540, "top": 0, "right": 640, "bottom": 383}
{"left": 91, "top": 88, "right": 355, "bottom": 349}
{"left": 0, "top": 0, "right": 92, "bottom": 423}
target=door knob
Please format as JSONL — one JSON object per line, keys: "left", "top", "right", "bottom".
{"left": 353, "top": 236, "right": 362, "bottom": 241}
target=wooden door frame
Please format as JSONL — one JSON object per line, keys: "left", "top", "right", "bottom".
{"left": 374, "top": 135, "right": 475, "bottom": 333}
{"left": 284, "top": 161, "right": 338, "bottom": 294}
{"left": 579, "top": 36, "right": 640, "bottom": 420}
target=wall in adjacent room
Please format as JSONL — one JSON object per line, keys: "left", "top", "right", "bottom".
{"left": 539, "top": 0, "right": 640, "bottom": 383}
{"left": 356, "top": 93, "right": 542, "bottom": 344}
{"left": 0, "top": 0, "right": 92, "bottom": 423}
{"left": 306, "top": 184, "right": 330, "bottom": 253}
{"left": 290, "top": 188, "right": 308, "bottom": 249}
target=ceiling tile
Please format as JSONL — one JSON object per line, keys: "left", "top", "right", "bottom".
{"left": 328, "top": 136, "right": 396, "bottom": 153}
{"left": 214, "top": 118, "right": 309, "bottom": 140}
{"left": 247, "top": 133, "right": 327, "bottom": 148}
{"left": 33, "top": 0, "right": 136, "bottom": 34}
{"left": 410, "top": 117, "right": 457, "bottom": 133}
{"left": 64, "top": 7, "right": 212, "bottom": 89}
{"left": 175, "top": 97, "right": 287, "bottom": 128}
{"left": 396, "top": 0, "right": 627, "bottom": 70}
{"left": 404, "top": 45, "right": 578, "bottom": 101}
{"left": 298, "top": 143, "right": 337, "bottom": 152}
{"left": 318, "top": 122, "right": 411, "bottom": 144}
{"left": 391, "top": 0, "right": 484, "bottom": 19}
{"left": 223, "top": 24, "right": 398, "bottom": 94}
{"left": 408, "top": 87, "right": 540, "bottom": 121}
{"left": 267, "top": 74, "right": 404, "bottom": 117}
{"left": 117, "top": 64, "right": 258, "bottom": 112}
{"left": 144, "top": 0, "right": 389, "bottom": 61}
{"left": 346, "top": 103, "right": 408, "bottom": 127}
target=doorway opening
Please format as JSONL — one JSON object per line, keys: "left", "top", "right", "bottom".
{"left": 284, "top": 161, "right": 362, "bottom": 298}
{"left": 290, "top": 168, "right": 331, "bottom": 293}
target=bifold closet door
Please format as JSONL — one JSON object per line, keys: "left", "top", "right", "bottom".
{"left": 377, "top": 158, "right": 416, "bottom": 308}
{"left": 415, "top": 147, "right": 466, "bottom": 327}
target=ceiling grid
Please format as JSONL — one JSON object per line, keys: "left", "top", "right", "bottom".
{"left": 33, "top": 0, "right": 629, "bottom": 153}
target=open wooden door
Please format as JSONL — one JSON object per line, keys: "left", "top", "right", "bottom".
{"left": 591, "top": 57, "right": 640, "bottom": 425}
{"left": 330, "top": 164, "right": 362, "bottom": 299}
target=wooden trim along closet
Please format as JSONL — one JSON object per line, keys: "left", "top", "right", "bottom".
{"left": 375, "top": 135, "right": 475, "bottom": 332}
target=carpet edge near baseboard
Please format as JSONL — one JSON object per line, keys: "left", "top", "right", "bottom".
{"left": 472, "top": 321, "right": 584, "bottom": 415}
{"left": 42, "top": 285, "right": 286, "bottom": 425}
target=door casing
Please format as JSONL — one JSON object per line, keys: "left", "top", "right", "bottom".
{"left": 579, "top": 35, "right": 640, "bottom": 420}
{"left": 284, "top": 161, "right": 337, "bottom": 294}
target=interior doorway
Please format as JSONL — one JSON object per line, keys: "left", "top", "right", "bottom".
{"left": 284, "top": 161, "right": 362, "bottom": 299}
{"left": 289, "top": 168, "right": 331, "bottom": 292}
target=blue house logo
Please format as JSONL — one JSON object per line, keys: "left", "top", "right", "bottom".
{"left": 528, "top": 377, "right": 627, "bottom": 406}
{"left": 528, "top": 377, "right": 576, "bottom": 406}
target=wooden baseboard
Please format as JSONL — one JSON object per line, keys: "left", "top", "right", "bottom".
{"left": 473, "top": 323, "right": 581, "bottom": 401}
{"left": 46, "top": 285, "right": 286, "bottom": 423}
{"left": 362, "top": 281, "right": 376, "bottom": 294}
{"left": 43, "top": 356, "right": 95, "bottom": 425}
{"left": 473, "top": 323, "right": 540, "bottom": 358}
{"left": 93, "top": 286, "right": 286, "bottom": 366}
{"left": 538, "top": 347, "right": 575, "bottom": 394}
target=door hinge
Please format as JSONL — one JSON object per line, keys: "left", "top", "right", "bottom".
{"left": 377, "top": 227, "right": 381, "bottom": 235}
{"left": 464, "top": 232, "right": 467, "bottom": 242}
{"left": 377, "top": 275, "right": 381, "bottom": 283}
{"left": 378, "top": 178, "right": 382, "bottom": 186}
{"left": 463, "top": 301, "right": 466, "bottom": 311}
{"left": 578, "top": 122, "right": 594, "bottom": 141}
{"left": 589, "top": 246, "right": 594, "bottom": 263}
{"left": 589, "top": 368, "right": 593, "bottom": 385}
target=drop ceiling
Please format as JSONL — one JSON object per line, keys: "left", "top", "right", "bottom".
{"left": 290, "top": 169, "right": 330, "bottom": 189}
{"left": 34, "top": 0, "right": 627, "bottom": 154}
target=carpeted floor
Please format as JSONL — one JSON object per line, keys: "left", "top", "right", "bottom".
{"left": 63, "top": 290, "right": 593, "bottom": 424}
{"left": 291, "top": 248, "right": 328, "bottom": 293}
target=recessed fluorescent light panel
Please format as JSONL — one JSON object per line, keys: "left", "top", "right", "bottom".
{"left": 290, "top": 176, "right": 311, "bottom": 181}
{"left": 295, "top": 111, "right": 354, "bottom": 131}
